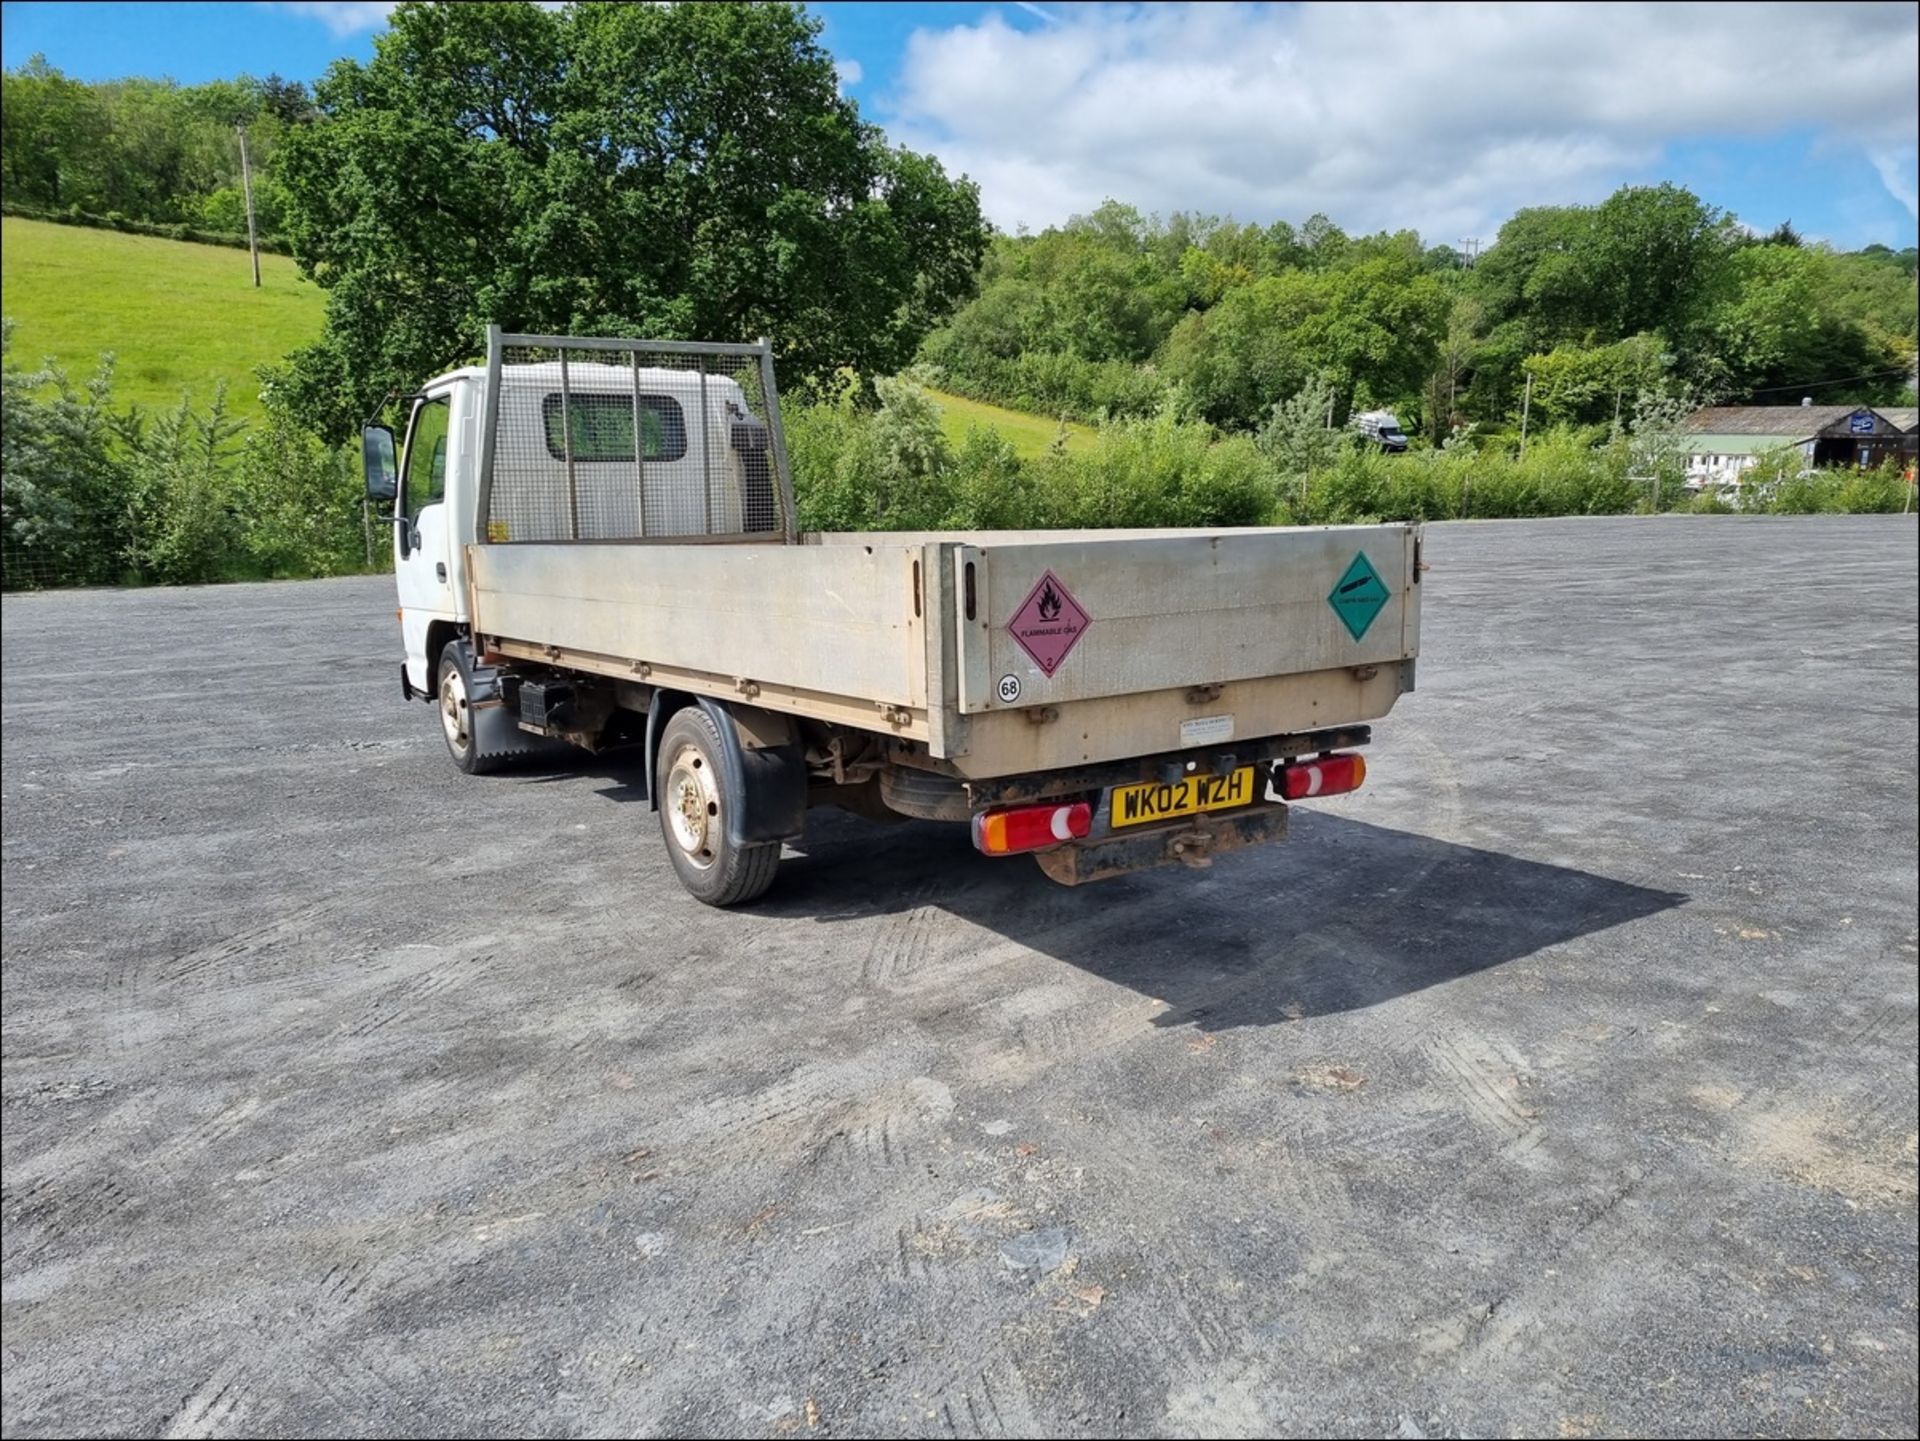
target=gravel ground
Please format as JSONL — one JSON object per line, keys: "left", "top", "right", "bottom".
{"left": 2, "top": 515, "right": 1915, "bottom": 1439}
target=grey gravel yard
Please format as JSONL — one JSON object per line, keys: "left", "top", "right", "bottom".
{"left": 2, "top": 515, "right": 1915, "bottom": 1438}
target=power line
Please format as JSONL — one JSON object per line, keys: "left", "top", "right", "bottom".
{"left": 1745, "top": 364, "right": 1914, "bottom": 396}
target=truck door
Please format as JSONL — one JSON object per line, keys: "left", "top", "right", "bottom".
{"left": 396, "top": 393, "right": 457, "bottom": 692}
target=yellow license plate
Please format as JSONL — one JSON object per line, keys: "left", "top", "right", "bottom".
{"left": 1110, "top": 767, "right": 1258, "bottom": 829}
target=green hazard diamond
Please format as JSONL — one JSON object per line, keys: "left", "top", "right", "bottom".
{"left": 1328, "top": 551, "right": 1390, "bottom": 641}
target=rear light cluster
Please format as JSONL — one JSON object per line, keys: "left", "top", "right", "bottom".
{"left": 972, "top": 801, "right": 1092, "bottom": 856}
{"left": 1274, "top": 752, "right": 1367, "bottom": 800}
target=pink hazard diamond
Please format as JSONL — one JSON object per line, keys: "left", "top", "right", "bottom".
{"left": 1007, "top": 569, "right": 1091, "bottom": 677}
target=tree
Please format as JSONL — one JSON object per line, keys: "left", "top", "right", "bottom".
{"left": 1423, "top": 294, "right": 1483, "bottom": 440}
{"left": 1582, "top": 183, "right": 1737, "bottom": 345}
{"left": 1, "top": 56, "right": 108, "bottom": 209}
{"left": 1521, "top": 334, "right": 1669, "bottom": 427}
{"left": 1257, "top": 375, "right": 1349, "bottom": 478}
{"left": 1162, "top": 255, "right": 1448, "bottom": 427}
{"left": 273, "top": 1, "right": 985, "bottom": 438}
{"left": 1471, "top": 183, "right": 1736, "bottom": 353}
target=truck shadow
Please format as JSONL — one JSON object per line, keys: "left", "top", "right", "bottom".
{"left": 755, "top": 808, "right": 1686, "bottom": 1032}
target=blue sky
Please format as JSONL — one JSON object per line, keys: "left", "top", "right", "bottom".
{"left": 4, "top": 1, "right": 1915, "bottom": 250}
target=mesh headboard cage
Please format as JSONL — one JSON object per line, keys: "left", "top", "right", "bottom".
{"left": 477, "top": 330, "right": 796, "bottom": 545}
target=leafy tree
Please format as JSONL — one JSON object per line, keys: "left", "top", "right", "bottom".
{"left": 1, "top": 57, "right": 300, "bottom": 226}
{"left": 1582, "top": 183, "right": 1738, "bottom": 345}
{"left": 1, "top": 57, "right": 104, "bottom": 208}
{"left": 273, "top": 0, "right": 985, "bottom": 438}
{"left": 1162, "top": 256, "right": 1448, "bottom": 426}
{"left": 1423, "top": 294, "right": 1483, "bottom": 440}
{"left": 1471, "top": 184, "right": 1736, "bottom": 354}
{"left": 1704, "top": 243, "right": 1908, "bottom": 402}
{"left": 1626, "top": 387, "right": 1699, "bottom": 501}
{"left": 1522, "top": 334, "right": 1669, "bottom": 427}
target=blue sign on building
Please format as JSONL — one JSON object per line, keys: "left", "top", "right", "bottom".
{"left": 1849, "top": 411, "right": 1876, "bottom": 435}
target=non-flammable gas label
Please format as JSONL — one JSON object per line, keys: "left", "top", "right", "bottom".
{"left": 1007, "top": 569, "right": 1090, "bottom": 677}
{"left": 1328, "top": 552, "right": 1390, "bottom": 641}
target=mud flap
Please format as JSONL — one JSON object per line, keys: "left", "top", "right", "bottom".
{"left": 456, "top": 640, "right": 568, "bottom": 765}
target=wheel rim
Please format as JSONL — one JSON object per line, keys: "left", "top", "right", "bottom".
{"left": 440, "top": 665, "right": 471, "bottom": 756}
{"left": 664, "top": 742, "right": 720, "bottom": 870}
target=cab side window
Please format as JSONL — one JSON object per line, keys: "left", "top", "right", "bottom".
{"left": 403, "top": 397, "right": 452, "bottom": 516}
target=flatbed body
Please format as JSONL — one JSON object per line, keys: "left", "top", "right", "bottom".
{"left": 468, "top": 523, "right": 1419, "bottom": 778}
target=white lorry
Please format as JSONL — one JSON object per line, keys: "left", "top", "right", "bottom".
{"left": 364, "top": 329, "right": 1423, "bottom": 905}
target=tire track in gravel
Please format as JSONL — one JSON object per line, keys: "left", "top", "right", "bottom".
{"left": 1, "top": 1169, "right": 140, "bottom": 1273}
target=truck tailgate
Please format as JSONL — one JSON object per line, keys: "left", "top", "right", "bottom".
{"left": 948, "top": 525, "right": 1418, "bottom": 713}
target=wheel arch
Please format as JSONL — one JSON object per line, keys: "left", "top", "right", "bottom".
{"left": 646, "top": 692, "right": 806, "bottom": 846}
{"left": 422, "top": 619, "right": 462, "bottom": 699}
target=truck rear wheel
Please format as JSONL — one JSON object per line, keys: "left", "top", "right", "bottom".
{"left": 654, "top": 708, "right": 782, "bottom": 906}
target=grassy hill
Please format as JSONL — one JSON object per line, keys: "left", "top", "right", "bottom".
{"left": 0, "top": 217, "right": 323, "bottom": 421}
{"left": 0, "top": 216, "right": 1094, "bottom": 457}
{"left": 928, "top": 387, "right": 1094, "bottom": 458}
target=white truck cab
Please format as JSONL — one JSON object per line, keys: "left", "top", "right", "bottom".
{"left": 375, "top": 359, "right": 770, "bottom": 696}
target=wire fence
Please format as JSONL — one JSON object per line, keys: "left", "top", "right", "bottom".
{"left": 484, "top": 335, "right": 793, "bottom": 545}
{"left": 1, "top": 516, "right": 390, "bottom": 591}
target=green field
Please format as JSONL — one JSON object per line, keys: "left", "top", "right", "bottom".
{"left": 0, "top": 217, "right": 1090, "bottom": 453}
{"left": 0, "top": 217, "right": 324, "bottom": 420}
{"left": 928, "top": 387, "right": 1095, "bottom": 458}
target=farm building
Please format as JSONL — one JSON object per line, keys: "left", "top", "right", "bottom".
{"left": 1683, "top": 404, "right": 1919, "bottom": 487}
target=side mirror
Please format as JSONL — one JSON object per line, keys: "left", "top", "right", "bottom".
{"left": 362, "top": 424, "right": 398, "bottom": 507}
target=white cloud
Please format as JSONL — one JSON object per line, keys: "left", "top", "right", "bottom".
{"left": 835, "top": 57, "right": 864, "bottom": 89}
{"left": 270, "top": 2, "right": 395, "bottom": 38}
{"left": 1869, "top": 146, "right": 1918, "bottom": 219}
{"left": 884, "top": 2, "right": 1920, "bottom": 240}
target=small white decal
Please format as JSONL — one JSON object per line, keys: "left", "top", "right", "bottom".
{"left": 997, "top": 674, "right": 1023, "bottom": 704}
{"left": 1180, "top": 714, "right": 1235, "bottom": 747}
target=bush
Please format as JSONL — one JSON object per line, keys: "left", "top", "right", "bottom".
{"left": 1744, "top": 459, "right": 1910, "bottom": 515}
{"left": 237, "top": 383, "right": 373, "bottom": 576}
{"left": 0, "top": 322, "right": 132, "bottom": 586}
{"left": 2, "top": 322, "right": 376, "bottom": 587}
{"left": 1029, "top": 416, "right": 1275, "bottom": 528}
{"left": 918, "top": 338, "right": 1171, "bottom": 426}
{"left": 117, "top": 386, "right": 248, "bottom": 584}
{"left": 1273, "top": 426, "right": 1641, "bottom": 524}
{"left": 789, "top": 377, "right": 1272, "bottom": 532}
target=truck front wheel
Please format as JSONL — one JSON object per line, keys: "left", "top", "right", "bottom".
{"left": 437, "top": 642, "right": 508, "bottom": 776}
{"left": 654, "top": 708, "right": 782, "bottom": 906}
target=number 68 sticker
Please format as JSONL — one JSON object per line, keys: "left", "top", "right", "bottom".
{"left": 997, "top": 674, "right": 1023, "bottom": 704}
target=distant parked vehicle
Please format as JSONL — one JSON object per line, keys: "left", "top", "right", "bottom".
{"left": 1351, "top": 410, "right": 1410, "bottom": 452}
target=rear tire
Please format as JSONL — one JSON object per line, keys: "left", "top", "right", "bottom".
{"left": 654, "top": 708, "right": 782, "bottom": 906}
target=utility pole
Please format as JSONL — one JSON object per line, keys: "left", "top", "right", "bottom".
{"left": 1457, "top": 237, "right": 1480, "bottom": 269}
{"left": 237, "top": 125, "right": 261, "bottom": 288}
{"left": 1519, "top": 371, "right": 1533, "bottom": 456}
